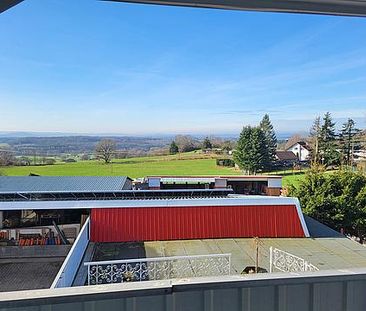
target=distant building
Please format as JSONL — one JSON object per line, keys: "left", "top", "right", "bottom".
{"left": 275, "top": 150, "right": 298, "bottom": 164}
{"left": 354, "top": 150, "right": 366, "bottom": 163}
{"left": 139, "top": 175, "right": 283, "bottom": 196}
{"left": 286, "top": 141, "right": 311, "bottom": 161}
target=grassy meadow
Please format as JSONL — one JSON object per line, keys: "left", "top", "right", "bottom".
{"left": 1, "top": 151, "right": 306, "bottom": 186}
{"left": 1, "top": 152, "right": 239, "bottom": 178}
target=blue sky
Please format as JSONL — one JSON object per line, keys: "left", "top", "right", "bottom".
{"left": 1, "top": 0, "right": 366, "bottom": 136}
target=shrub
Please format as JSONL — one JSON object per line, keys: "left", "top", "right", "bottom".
{"left": 216, "top": 159, "right": 235, "bottom": 167}
{"left": 288, "top": 169, "right": 366, "bottom": 242}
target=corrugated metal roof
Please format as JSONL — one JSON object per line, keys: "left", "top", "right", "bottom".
{"left": 0, "top": 176, "right": 131, "bottom": 193}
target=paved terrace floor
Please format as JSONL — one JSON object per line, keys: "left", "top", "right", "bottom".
{"left": 89, "top": 237, "right": 366, "bottom": 277}
{"left": 144, "top": 237, "right": 366, "bottom": 273}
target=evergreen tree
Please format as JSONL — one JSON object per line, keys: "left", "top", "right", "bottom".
{"left": 259, "top": 114, "right": 277, "bottom": 169}
{"left": 234, "top": 126, "right": 252, "bottom": 173}
{"left": 250, "top": 127, "right": 266, "bottom": 173}
{"left": 339, "top": 118, "right": 360, "bottom": 166}
{"left": 169, "top": 141, "right": 179, "bottom": 154}
{"left": 309, "top": 116, "right": 321, "bottom": 165}
{"left": 202, "top": 137, "right": 212, "bottom": 149}
{"left": 319, "top": 112, "right": 339, "bottom": 166}
{"left": 233, "top": 126, "right": 266, "bottom": 174}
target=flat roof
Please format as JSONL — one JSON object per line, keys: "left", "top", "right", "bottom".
{"left": 0, "top": 261, "right": 63, "bottom": 292}
{"left": 88, "top": 236, "right": 366, "bottom": 277}
{"left": 0, "top": 245, "right": 71, "bottom": 292}
{"left": 144, "top": 237, "right": 366, "bottom": 273}
{"left": 0, "top": 176, "right": 131, "bottom": 193}
{"left": 77, "top": 216, "right": 353, "bottom": 283}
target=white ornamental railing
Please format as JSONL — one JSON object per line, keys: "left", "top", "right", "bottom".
{"left": 84, "top": 253, "right": 231, "bottom": 285}
{"left": 269, "top": 247, "right": 319, "bottom": 273}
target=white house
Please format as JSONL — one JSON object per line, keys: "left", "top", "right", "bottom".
{"left": 286, "top": 141, "right": 311, "bottom": 161}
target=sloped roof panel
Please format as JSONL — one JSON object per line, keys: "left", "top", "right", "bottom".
{"left": 0, "top": 176, "right": 131, "bottom": 193}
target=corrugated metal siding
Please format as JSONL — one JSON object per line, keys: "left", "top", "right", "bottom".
{"left": 90, "top": 205, "right": 305, "bottom": 242}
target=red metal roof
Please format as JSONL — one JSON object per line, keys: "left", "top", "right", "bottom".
{"left": 90, "top": 204, "right": 305, "bottom": 242}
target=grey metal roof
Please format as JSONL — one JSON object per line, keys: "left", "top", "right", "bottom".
{"left": 0, "top": 176, "right": 131, "bottom": 193}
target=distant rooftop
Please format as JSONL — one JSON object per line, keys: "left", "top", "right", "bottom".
{"left": 0, "top": 176, "right": 132, "bottom": 193}
{"left": 275, "top": 151, "right": 298, "bottom": 161}
{"left": 286, "top": 141, "right": 311, "bottom": 151}
{"left": 147, "top": 175, "right": 282, "bottom": 179}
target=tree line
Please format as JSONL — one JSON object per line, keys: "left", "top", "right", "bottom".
{"left": 309, "top": 112, "right": 362, "bottom": 167}
{"left": 169, "top": 135, "right": 235, "bottom": 155}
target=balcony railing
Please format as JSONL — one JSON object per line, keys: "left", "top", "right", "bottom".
{"left": 269, "top": 247, "right": 319, "bottom": 273}
{"left": 84, "top": 253, "right": 231, "bottom": 285}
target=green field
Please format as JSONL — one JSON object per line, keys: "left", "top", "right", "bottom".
{"left": 1, "top": 152, "right": 306, "bottom": 186}
{"left": 281, "top": 173, "right": 305, "bottom": 188}
{"left": 1, "top": 153, "right": 239, "bottom": 178}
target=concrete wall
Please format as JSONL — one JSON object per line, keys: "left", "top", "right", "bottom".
{"left": 1, "top": 268, "right": 366, "bottom": 310}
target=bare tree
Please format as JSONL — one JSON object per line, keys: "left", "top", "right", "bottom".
{"left": 309, "top": 117, "right": 321, "bottom": 165}
{"left": 95, "top": 139, "right": 116, "bottom": 164}
{"left": 80, "top": 154, "right": 90, "bottom": 161}
{"left": 174, "top": 135, "right": 197, "bottom": 152}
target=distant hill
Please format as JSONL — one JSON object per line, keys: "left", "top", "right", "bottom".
{"left": 0, "top": 131, "right": 83, "bottom": 138}
{"left": 0, "top": 131, "right": 298, "bottom": 157}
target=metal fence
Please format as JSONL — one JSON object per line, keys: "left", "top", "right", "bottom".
{"left": 84, "top": 253, "right": 231, "bottom": 285}
{"left": 269, "top": 246, "right": 319, "bottom": 273}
